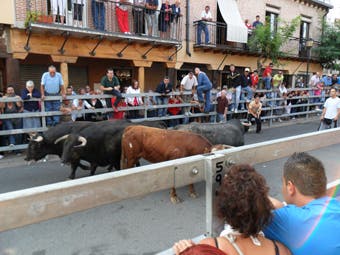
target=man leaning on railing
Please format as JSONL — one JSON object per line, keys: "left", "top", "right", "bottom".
{"left": 0, "top": 86, "right": 23, "bottom": 150}
{"left": 40, "top": 65, "right": 66, "bottom": 127}
{"left": 21, "top": 80, "right": 41, "bottom": 137}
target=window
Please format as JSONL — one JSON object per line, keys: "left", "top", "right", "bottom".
{"left": 265, "top": 11, "right": 278, "bottom": 35}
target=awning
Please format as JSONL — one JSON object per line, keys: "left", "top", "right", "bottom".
{"left": 217, "top": 0, "right": 248, "bottom": 43}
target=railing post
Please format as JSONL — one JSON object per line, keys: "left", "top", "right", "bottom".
{"left": 205, "top": 153, "right": 228, "bottom": 237}
{"left": 41, "top": 98, "right": 47, "bottom": 128}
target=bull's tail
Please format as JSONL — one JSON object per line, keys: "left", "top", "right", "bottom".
{"left": 121, "top": 135, "right": 127, "bottom": 169}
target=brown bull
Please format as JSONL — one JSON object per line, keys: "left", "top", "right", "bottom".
{"left": 121, "top": 125, "right": 219, "bottom": 203}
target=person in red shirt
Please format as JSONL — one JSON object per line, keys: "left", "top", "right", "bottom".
{"left": 250, "top": 70, "right": 259, "bottom": 90}
{"left": 168, "top": 94, "right": 183, "bottom": 127}
{"left": 111, "top": 97, "right": 126, "bottom": 119}
{"left": 263, "top": 63, "right": 273, "bottom": 105}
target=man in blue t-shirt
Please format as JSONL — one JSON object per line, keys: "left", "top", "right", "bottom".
{"left": 41, "top": 65, "right": 65, "bottom": 126}
{"left": 195, "top": 67, "right": 212, "bottom": 113}
{"left": 263, "top": 152, "right": 340, "bottom": 255}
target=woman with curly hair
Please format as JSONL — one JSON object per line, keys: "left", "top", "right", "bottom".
{"left": 173, "top": 164, "right": 291, "bottom": 255}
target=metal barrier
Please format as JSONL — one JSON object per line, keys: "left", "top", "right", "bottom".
{"left": 0, "top": 127, "right": 339, "bottom": 238}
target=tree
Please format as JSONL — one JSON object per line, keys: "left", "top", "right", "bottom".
{"left": 315, "top": 22, "right": 340, "bottom": 70}
{"left": 248, "top": 16, "right": 300, "bottom": 74}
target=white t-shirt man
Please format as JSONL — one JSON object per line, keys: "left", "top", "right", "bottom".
{"left": 201, "top": 10, "right": 212, "bottom": 21}
{"left": 324, "top": 97, "right": 340, "bottom": 119}
{"left": 181, "top": 74, "right": 198, "bottom": 91}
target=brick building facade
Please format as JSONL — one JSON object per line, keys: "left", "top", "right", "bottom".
{"left": 0, "top": 0, "right": 333, "bottom": 93}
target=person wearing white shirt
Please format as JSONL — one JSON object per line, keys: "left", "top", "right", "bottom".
{"left": 126, "top": 80, "right": 144, "bottom": 119}
{"left": 197, "top": 5, "right": 212, "bottom": 45}
{"left": 319, "top": 88, "right": 340, "bottom": 130}
{"left": 180, "top": 72, "right": 198, "bottom": 115}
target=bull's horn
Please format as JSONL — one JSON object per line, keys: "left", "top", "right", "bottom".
{"left": 74, "top": 136, "right": 87, "bottom": 148}
{"left": 222, "top": 145, "right": 234, "bottom": 149}
{"left": 54, "top": 135, "right": 69, "bottom": 144}
{"left": 31, "top": 135, "right": 44, "bottom": 142}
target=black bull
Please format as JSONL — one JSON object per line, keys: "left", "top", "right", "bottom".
{"left": 173, "top": 119, "right": 249, "bottom": 147}
{"left": 56, "top": 120, "right": 167, "bottom": 179}
{"left": 25, "top": 120, "right": 166, "bottom": 179}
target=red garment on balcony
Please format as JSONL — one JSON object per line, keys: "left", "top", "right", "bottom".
{"left": 116, "top": 6, "right": 130, "bottom": 33}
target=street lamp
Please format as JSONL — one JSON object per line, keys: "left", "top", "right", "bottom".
{"left": 306, "top": 38, "right": 314, "bottom": 84}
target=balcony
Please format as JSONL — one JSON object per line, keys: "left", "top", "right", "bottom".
{"left": 193, "top": 21, "right": 320, "bottom": 61}
{"left": 21, "top": 0, "right": 182, "bottom": 49}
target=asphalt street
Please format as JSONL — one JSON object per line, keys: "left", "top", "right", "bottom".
{"left": 0, "top": 117, "right": 339, "bottom": 255}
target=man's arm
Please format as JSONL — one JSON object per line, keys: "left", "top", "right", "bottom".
{"left": 269, "top": 196, "right": 285, "bottom": 209}
{"left": 321, "top": 107, "right": 327, "bottom": 120}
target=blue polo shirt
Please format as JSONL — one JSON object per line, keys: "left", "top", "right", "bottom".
{"left": 41, "top": 72, "right": 64, "bottom": 94}
{"left": 263, "top": 196, "right": 340, "bottom": 255}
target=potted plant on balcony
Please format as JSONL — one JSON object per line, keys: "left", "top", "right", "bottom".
{"left": 40, "top": 14, "right": 53, "bottom": 24}
{"left": 25, "top": 11, "right": 42, "bottom": 27}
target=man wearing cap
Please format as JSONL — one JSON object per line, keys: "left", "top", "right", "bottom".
{"left": 240, "top": 68, "right": 253, "bottom": 110}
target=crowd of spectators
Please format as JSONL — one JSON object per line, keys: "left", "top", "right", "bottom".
{"left": 47, "top": 1, "right": 184, "bottom": 40}
{"left": 1, "top": 64, "right": 339, "bottom": 157}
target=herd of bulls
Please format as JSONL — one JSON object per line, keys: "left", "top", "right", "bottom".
{"left": 25, "top": 119, "right": 249, "bottom": 203}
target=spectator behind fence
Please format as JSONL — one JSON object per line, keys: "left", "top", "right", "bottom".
{"left": 195, "top": 67, "right": 212, "bottom": 113}
{"left": 1, "top": 86, "right": 23, "bottom": 148}
{"left": 133, "top": 0, "right": 145, "bottom": 35}
{"left": 159, "top": 0, "right": 172, "bottom": 39}
{"left": 264, "top": 152, "right": 340, "bottom": 255}
{"left": 100, "top": 68, "right": 122, "bottom": 113}
{"left": 331, "top": 74, "right": 339, "bottom": 86}
{"left": 262, "top": 63, "right": 273, "bottom": 105}
{"left": 116, "top": 0, "right": 132, "bottom": 34}
{"left": 41, "top": 65, "right": 66, "bottom": 127}
{"left": 91, "top": 0, "right": 106, "bottom": 30}
{"left": 173, "top": 164, "right": 291, "bottom": 255}
{"left": 126, "top": 80, "right": 144, "bottom": 119}
{"left": 167, "top": 94, "right": 183, "bottom": 127}
{"left": 85, "top": 85, "right": 92, "bottom": 95}
{"left": 180, "top": 72, "right": 198, "bottom": 116}
{"left": 197, "top": 5, "right": 212, "bottom": 45}
{"left": 319, "top": 87, "right": 340, "bottom": 130}
{"left": 60, "top": 86, "right": 75, "bottom": 123}
{"left": 145, "top": 0, "right": 159, "bottom": 36}
{"left": 156, "top": 76, "right": 173, "bottom": 117}
{"left": 21, "top": 80, "right": 41, "bottom": 137}
{"left": 227, "top": 64, "right": 241, "bottom": 112}
{"left": 313, "top": 81, "right": 323, "bottom": 110}
{"left": 240, "top": 67, "right": 253, "bottom": 110}
{"left": 272, "top": 71, "right": 284, "bottom": 104}
{"left": 216, "top": 89, "right": 229, "bottom": 123}
{"left": 250, "top": 69, "right": 259, "bottom": 90}
{"left": 145, "top": 89, "right": 157, "bottom": 117}
{"left": 84, "top": 90, "right": 107, "bottom": 121}
{"left": 170, "top": 0, "right": 181, "bottom": 39}
{"left": 309, "top": 72, "right": 320, "bottom": 108}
